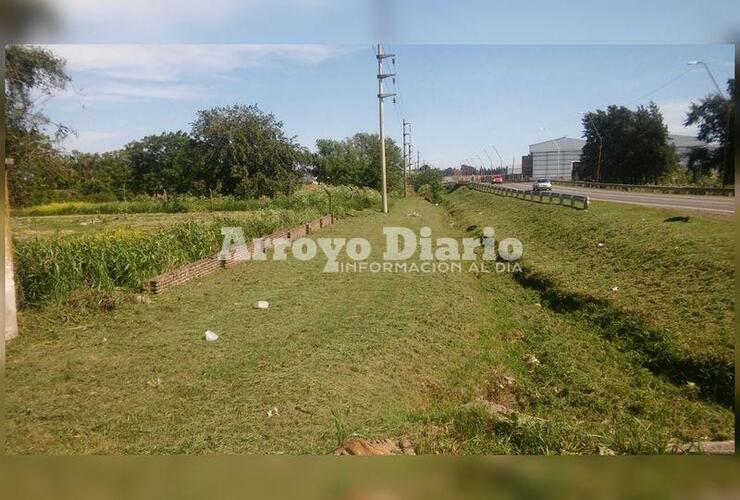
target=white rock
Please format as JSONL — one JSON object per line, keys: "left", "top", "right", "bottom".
{"left": 611, "top": 287, "right": 619, "bottom": 292}
{"left": 254, "top": 301, "right": 270, "bottom": 309}
{"left": 597, "top": 242, "right": 605, "bottom": 248}
{"left": 267, "top": 406, "right": 279, "bottom": 417}
{"left": 204, "top": 330, "right": 219, "bottom": 341}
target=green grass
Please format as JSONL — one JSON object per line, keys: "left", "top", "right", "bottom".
{"left": 13, "top": 209, "right": 325, "bottom": 308}
{"left": 11, "top": 211, "right": 305, "bottom": 240}
{"left": 444, "top": 187, "right": 735, "bottom": 406}
{"left": 12, "top": 186, "right": 384, "bottom": 309}
{"left": 5, "top": 195, "right": 733, "bottom": 454}
{"left": 13, "top": 185, "right": 381, "bottom": 217}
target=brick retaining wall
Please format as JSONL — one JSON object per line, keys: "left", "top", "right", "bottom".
{"left": 147, "top": 214, "right": 335, "bottom": 294}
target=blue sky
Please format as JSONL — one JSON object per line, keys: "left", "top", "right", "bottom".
{"left": 42, "top": 0, "right": 740, "bottom": 44}
{"left": 42, "top": 43, "right": 734, "bottom": 170}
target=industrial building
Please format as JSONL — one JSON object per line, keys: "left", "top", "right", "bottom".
{"left": 668, "top": 134, "right": 718, "bottom": 166}
{"left": 529, "top": 137, "right": 586, "bottom": 179}
{"left": 528, "top": 134, "right": 715, "bottom": 179}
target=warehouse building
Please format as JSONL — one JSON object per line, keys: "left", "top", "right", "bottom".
{"left": 529, "top": 134, "right": 714, "bottom": 179}
{"left": 668, "top": 134, "right": 718, "bottom": 166}
{"left": 529, "top": 137, "right": 586, "bottom": 179}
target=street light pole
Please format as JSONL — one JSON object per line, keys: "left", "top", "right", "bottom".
{"left": 688, "top": 60, "right": 730, "bottom": 185}
{"left": 483, "top": 150, "right": 494, "bottom": 171}
{"left": 490, "top": 145, "right": 504, "bottom": 174}
{"left": 688, "top": 61, "right": 723, "bottom": 95}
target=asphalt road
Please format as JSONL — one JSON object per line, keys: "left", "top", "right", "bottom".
{"left": 499, "top": 182, "right": 736, "bottom": 214}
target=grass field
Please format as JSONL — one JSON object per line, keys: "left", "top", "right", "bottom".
{"left": 5, "top": 194, "right": 734, "bottom": 454}
{"left": 13, "top": 186, "right": 380, "bottom": 218}
{"left": 11, "top": 211, "right": 302, "bottom": 240}
{"left": 445, "top": 187, "right": 735, "bottom": 406}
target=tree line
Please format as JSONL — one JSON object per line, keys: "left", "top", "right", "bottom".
{"left": 5, "top": 46, "right": 404, "bottom": 207}
{"left": 580, "top": 82, "right": 735, "bottom": 186}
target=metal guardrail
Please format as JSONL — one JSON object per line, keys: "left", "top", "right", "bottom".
{"left": 552, "top": 180, "right": 734, "bottom": 197}
{"left": 463, "top": 182, "right": 589, "bottom": 210}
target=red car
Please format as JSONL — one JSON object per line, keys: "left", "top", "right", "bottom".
{"left": 492, "top": 175, "right": 504, "bottom": 184}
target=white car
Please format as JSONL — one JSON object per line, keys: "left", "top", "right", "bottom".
{"left": 532, "top": 179, "right": 552, "bottom": 191}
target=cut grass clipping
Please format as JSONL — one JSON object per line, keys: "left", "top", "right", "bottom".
{"left": 443, "top": 186, "right": 734, "bottom": 409}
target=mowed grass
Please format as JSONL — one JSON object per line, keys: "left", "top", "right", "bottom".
{"left": 5, "top": 198, "right": 497, "bottom": 454}
{"left": 444, "top": 187, "right": 735, "bottom": 406}
{"left": 6, "top": 195, "right": 733, "bottom": 454}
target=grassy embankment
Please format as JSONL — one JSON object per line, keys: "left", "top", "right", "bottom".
{"left": 6, "top": 194, "right": 733, "bottom": 454}
{"left": 444, "top": 186, "right": 734, "bottom": 407}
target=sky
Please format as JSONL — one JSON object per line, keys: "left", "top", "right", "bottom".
{"left": 41, "top": 43, "right": 734, "bottom": 171}
{"left": 32, "top": 0, "right": 740, "bottom": 44}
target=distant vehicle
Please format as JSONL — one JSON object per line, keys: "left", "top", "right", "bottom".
{"left": 492, "top": 175, "right": 504, "bottom": 184}
{"left": 532, "top": 178, "right": 552, "bottom": 191}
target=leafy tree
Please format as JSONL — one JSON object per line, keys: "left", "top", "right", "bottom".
{"left": 312, "top": 133, "right": 403, "bottom": 192}
{"left": 5, "top": 45, "right": 71, "bottom": 150}
{"left": 6, "top": 133, "right": 75, "bottom": 206}
{"left": 684, "top": 79, "right": 735, "bottom": 185}
{"left": 411, "top": 164, "right": 443, "bottom": 191}
{"left": 190, "top": 104, "right": 301, "bottom": 197}
{"left": 124, "top": 132, "right": 193, "bottom": 195}
{"left": 459, "top": 164, "right": 477, "bottom": 176}
{"left": 441, "top": 167, "right": 455, "bottom": 176}
{"left": 5, "top": 45, "right": 72, "bottom": 206}
{"left": 581, "top": 103, "right": 677, "bottom": 184}
{"left": 411, "top": 165, "right": 444, "bottom": 203}
{"left": 67, "top": 150, "right": 131, "bottom": 200}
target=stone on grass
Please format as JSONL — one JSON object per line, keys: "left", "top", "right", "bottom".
{"left": 254, "top": 301, "right": 270, "bottom": 309}
{"left": 204, "top": 330, "right": 219, "bottom": 342}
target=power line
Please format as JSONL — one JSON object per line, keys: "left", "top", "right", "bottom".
{"left": 621, "top": 66, "right": 694, "bottom": 106}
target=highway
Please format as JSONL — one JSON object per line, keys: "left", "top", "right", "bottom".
{"left": 499, "top": 182, "right": 736, "bottom": 214}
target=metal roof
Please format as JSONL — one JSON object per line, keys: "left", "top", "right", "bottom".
{"left": 529, "top": 137, "right": 586, "bottom": 153}
{"left": 530, "top": 134, "right": 715, "bottom": 154}
{"left": 668, "top": 134, "right": 714, "bottom": 149}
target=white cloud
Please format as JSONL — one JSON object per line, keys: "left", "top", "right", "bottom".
{"left": 50, "top": 0, "right": 332, "bottom": 39}
{"left": 44, "top": 44, "right": 355, "bottom": 82}
{"left": 657, "top": 100, "right": 700, "bottom": 136}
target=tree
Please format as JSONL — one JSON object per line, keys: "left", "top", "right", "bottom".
{"left": 684, "top": 79, "right": 735, "bottom": 185}
{"left": 581, "top": 103, "right": 676, "bottom": 184}
{"left": 459, "top": 164, "right": 477, "bottom": 176}
{"left": 67, "top": 150, "right": 131, "bottom": 200}
{"left": 410, "top": 164, "right": 443, "bottom": 190}
{"left": 190, "top": 104, "right": 301, "bottom": 197}
{"left": 125, "top": 132, "right": 193, "bottom": 195}
{"left": 412, "top": 165, "right": 444, "bottom": 203}
{"left": 5, "top": 45, "right": 71, "bottom": 150}
{"left": 312, "top": 133, "right": 403, "bottom": 192}
{"left": 5, "top": 45, "right": 72, "bottom": 206}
